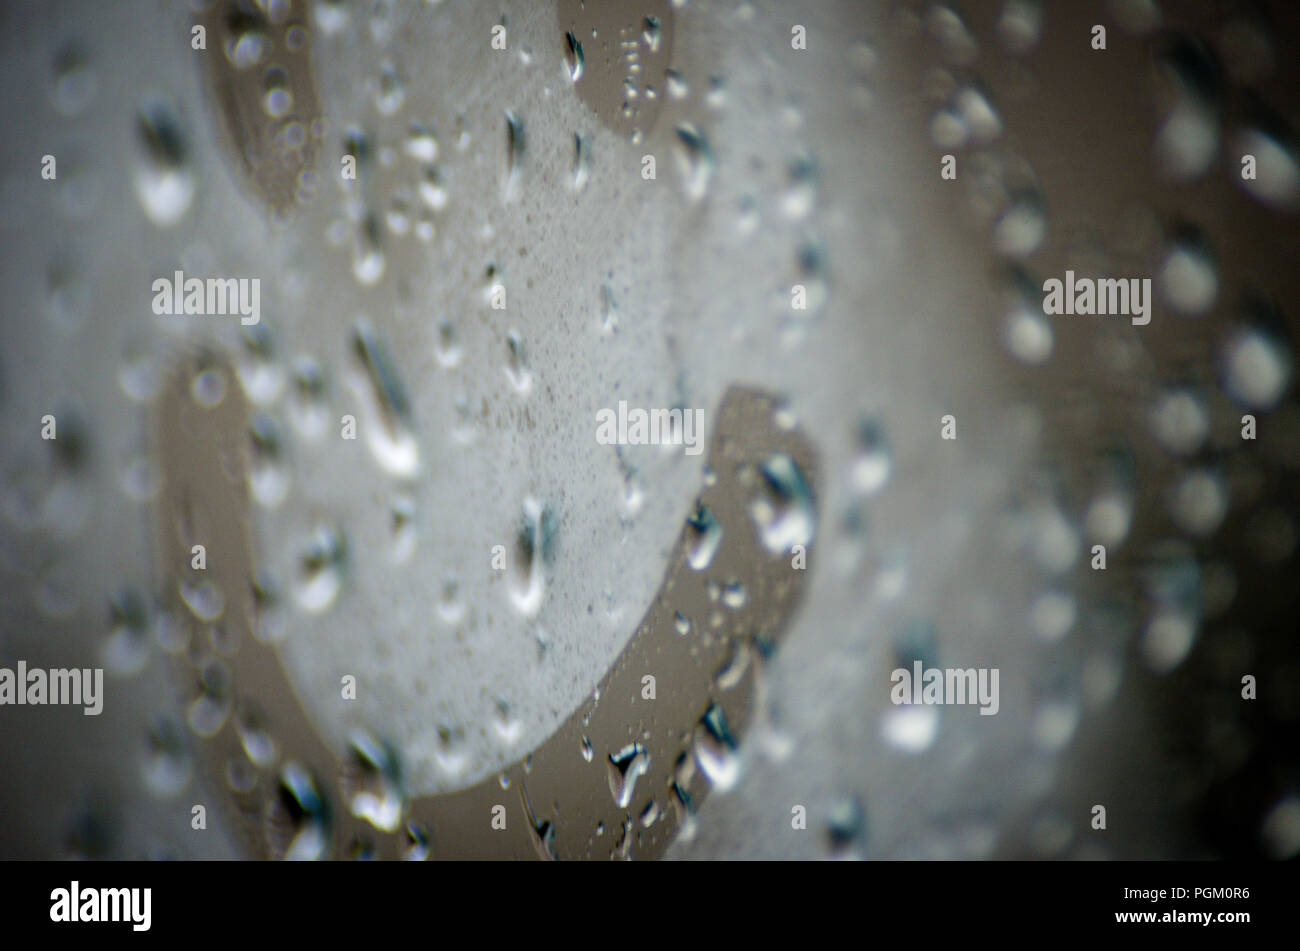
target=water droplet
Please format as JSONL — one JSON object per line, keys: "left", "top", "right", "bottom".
{"left": 850, "top": 418, "right": 892, "bottom": 495}
{"left": 1150, "top": 386, "right": 1210, "bottom": 456}
{"left": 403, "top": 820, "right": 431, "bottom": 860}
{"left": 350, "top": 320, "right": 419, "bottom": 477}
{"left": 674, "top": 611, "right": 692, "bottom": 636}
{"left": 287, "top": 356, "right": 329, "bottom": 439}
{"left": 1169, "top": 466, "right": 1228, "bottom": 537}
{"left": 1029, "top": 589, "right": 1076, "bottom": 643}
{"left": 993, "top": 192, "right": 1046, "bottom": 258}
{"left": 267, "top": 762, "right": 330, "bottom": 860}
{"left": 404, "top": 123, "right": 438, "bottom": 163}
{"left": 827, "top": 796, "right": 866, "bottom": 855}
{"left": 190, "top": 366, "right": 227, "bottom": 407}
{"left": 341, "top": 730, "right": 405, "bottom": 832}
{"left": 509, "top": 498, "right": 549, "bottom": 618}
{"left": 749, "top": 454, "right": 816, "bottom": 554}
{"left": 1001, "top": 269, "right": 1053, "bottom": 365}
{"left": 674, "top": 123, "right": 713, "bottom": 202}
{"left": 1157, "top": 230, "right": 1218, "bottom": 315}
{"left": 693, "top": 703, "right": 741, "bottom": 791}
{"left": 294, "top": 523, "right": 346, "bottom": 614}
{"left": 503, "top": 110, "right": 525, "bottom": 197}
{"left": 564, "top": 31, "right": 584, "bottom": 82}
{"left": 1234, "top": 127, "right": 1299, "bottom": 210}
{"left": 187, "top": 658, "right": 232, "bottom": 737}
{"left": 103, "top": 588, "right": 150, "bottom": 675}
{"left": 179, "top": 579, "right": 225, "bottom": 622}
{"left": 248, "top": 413, "right": 289, "bottom": 508}
{"left": 1084, "top": 450, "right": 1136, "bottom": 546}
{"left": 374, "top": 60, "right": 405, "bottom": 115}
{"left": 880, "top": 704, "right": 939, "bottom": 754}
{"left": 134, "top": 97, "right": 193, "bottom": 228}
{"left": 607, "top": 743, "right": 651, "bottom": 808}
{"left": 1219, "top": 320, "right": 1292, "bottom": 411}
{"left": 1142, "top": 606, "right": 1198, "bottom": 673}
{"left": 51, "top": 47, "right": 96, "bottom": 116}
{"left": 685, "top": 503, "right": 723, "bottom": 570}
{"left": 1261, "top": 795, "right": 1300, "bottom": 860}
{"left": 236, "top": 702, "right": 278, "bottom": 769}
{"left": 998, "top": 0, "right": 1043, "bottom": 54}
{"left": 142, "top": 715, "right": 191, "bottom": 797}
{"left": 781, "top": 157, "right": 817, "bottom": 221}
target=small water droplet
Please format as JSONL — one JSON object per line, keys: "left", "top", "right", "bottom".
{"left": 1150, "top": 385, "right": 1210, "bottom": 456}
{"left": 685, "top": 503, "right": 723, "bottom": 570}
{"left": 294, "top": 523, "right": 345, "bottom": 614}
{"left": 142, "top": 715, "right": 192, "bottom": 797}
{"left": 607, "top": 743, "right": 651, "bottom": 809}
{"left": 341, "top": 730, "right": 405, "bottom": 833}
{"left": 693, "top": 703, "right": 740, "bottom": 791}
{"left": 267, "top": 762, "right": 330, "bottom": 860}
{"left": 674, "top": 123, "right": 713, "bottom": 202}
{"left": 564, "top": 31, "right": 584, "bottom": 82}
{"left": 749, "top": 454, "right": 816, "bottom": 554}
{"left": 134, "top": 97, "right": 193, "bottom": 228}
{"left": 1157, "top": 230, "right": 1218, "bottom": 315}
{"left": 187, "top": 658, "right": 232, "bottom": 737}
